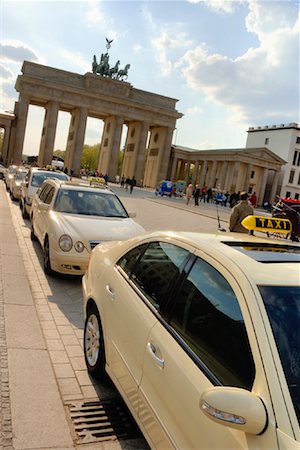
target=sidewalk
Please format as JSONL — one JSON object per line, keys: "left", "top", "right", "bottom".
{"left": 0, "top": 182, "right": 75, "bottom": 449}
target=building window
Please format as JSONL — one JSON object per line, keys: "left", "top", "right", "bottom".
{"left": 153, "top": 133, "right": 159, "bottom": 143}
{"left": 103, "top": 138, "right": 108, "bottom": 147}
{"left": 296, "top": 136, "right": 300, "bottom": 144}
{"left": 298, "top": 172, "right": 300, "bottom": 185}
{"left": 126, "top": 143, "right": 135, "bottom": 152}
{"left": 295, "top": 193, "right": 299, "bottom": 200}
{"left": 251, "top": 170, "right": 255, "bottom": 178}
{"left": 265, "top": 137, "right": 269, "bottom": 145}
{"left": 293, "top": 150, "right": 298, "bottom": 165}
{"left": 289, "top": 170, "right": 295, "bottom": 184}
{"left": 106, "top": 122, "right": 111, "bottom": 133}
{"left": 149, "top": 148, "right": 159, "bottom": 156}
{"left": 297, "top": 153, "right": 300, "bottom": 166}
{"left": 286, "top": 191, "right": 291, "bottom": 198}
{"left": 130, "top": 128, "right": 135, "bottom": 138}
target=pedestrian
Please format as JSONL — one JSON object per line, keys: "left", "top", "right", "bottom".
{"left": 129, "top": 176, "right": 136, "bottom": 194}
{"left": 193, "top": 184, "right": 200, "bottom": 206}
{"left": 229, "top": 192, "right": 254, "bottom": 233}
{"left": 70, "top": 169, "right": 74, "bottom": 179}
{"left": 125, "top": 176, "right": 130, "bottom": 190}
{"left": 121, "top": 176, "right": 125, "bottom": 188}
{"left": 186, "top": 183, "right": 194, "bottom": 205}
{"left": 250, "top": 192, "right": 257, "bottom": 208}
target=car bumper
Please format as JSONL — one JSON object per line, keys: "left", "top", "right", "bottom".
{"left": 50, "top": 249, "right": 91, "bottom": 275}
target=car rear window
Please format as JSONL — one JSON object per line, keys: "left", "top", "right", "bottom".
{"left": 31, "top": 172, "right": 68, "bottom": 187}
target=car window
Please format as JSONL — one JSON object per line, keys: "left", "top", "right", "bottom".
{"left": 117, "top": 244, "right": 149, "bottom": 276}
{"left": 54, "top": 189, "right": 128, "bottom": 217}
{"left": 259, "top": 285, "right": 300, "bottom": 423}
{"left": 16, "top": 172, "right": 27, "bottom": 181}
{"left": 31, "top": 172, "right": 68, "bottom": 187}
{"left": 44, "top": 187, "right": 55, "bottom": 204}
{"left": 130, "top": 242, "right": 189, "bottom": 310}
{"left": 169, "top": 256, "right": 255, "bottom": 389}
{"left": 39, "top": 185, "right": 52, "bottom": 203}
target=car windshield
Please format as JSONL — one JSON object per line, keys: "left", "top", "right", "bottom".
{"left": 259, "top": 285, "right": 300, "bottom": 424}
{"left": 53, "top": 189, "right": 129, "bottom": 218}
{"left": 8, "top": 166, "right": 17, "bottom": 174}
{"left": 16, "top": 172, "right": 27, "bottom": 181}
{"left": 31, "top": 172, "right": 68, "bottom": 187}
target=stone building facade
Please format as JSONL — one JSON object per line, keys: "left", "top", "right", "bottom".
{"left": 1, "top": 61, "right": 182, "bottom": 187}
{"left": 246, "top": 123, "right": 300, "bottom": 200}
{"left": 168, "top": 145, "right": 286, "bottom": 206}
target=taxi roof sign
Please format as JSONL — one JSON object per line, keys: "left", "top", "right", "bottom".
{"left": 242, "top": 215, "right": 292, "bottom": 234}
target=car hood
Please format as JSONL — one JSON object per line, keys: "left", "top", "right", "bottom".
{"left": 52, "top": 212, "right": 145, "bottom": 242}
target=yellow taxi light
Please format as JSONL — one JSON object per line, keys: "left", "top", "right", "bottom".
{"left": 241, "top": 215, "right": 292, "bottom": 234}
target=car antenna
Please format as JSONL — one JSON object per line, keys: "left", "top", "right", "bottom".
{"left": 216, "top": 202, "right": 226, "bottom": 232}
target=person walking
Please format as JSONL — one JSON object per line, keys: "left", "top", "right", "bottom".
{"left": 193, "top": 184, "right": 200, "bottom": 206}
{"left": 186, "top": 183, "right": 194, "bottom": 205}
{"left": 229, "top": 192, "right": 254, "bottom": 233}
{"left": 129, "top": 176, "right": 136, "bottom": 194}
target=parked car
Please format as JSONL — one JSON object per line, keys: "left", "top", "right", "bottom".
{"left": 4, "top": 165, "right": 18, "bottom": 190}
{"left": 10, "top": 167, "right": 28, "bottom": 200}
{"left": 82, "top": 230, "right": 300, "bottom": 450}
{"left": 20, "top": 167, "right": 69, "bottom": 219}
{"left": 30, "top": 179, "right": 144, "bottom": 275}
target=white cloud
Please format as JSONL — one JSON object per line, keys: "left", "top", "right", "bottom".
{"left": 181, "top": 0, "right": 300, "bottom": 124}
{"left": 152, "top": 30, "right": 193, "bottom": 76}
{"left": 61, "top": 50, "right": 91, "bottom": 73}
{"left": 0, "top": 40, "right": 39, "bottom": 63}
{"left": 186, "top": 105, "right": 203, "bottom": 114}
{"left": 85, "top": 1, "right": 106, "bottom": 27}
{"left": 187, "top": 0, "right": 243, "bottom": 14}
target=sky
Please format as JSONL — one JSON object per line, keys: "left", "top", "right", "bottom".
{"left": 1, "top": 0, "right": 299, "bottom": 156}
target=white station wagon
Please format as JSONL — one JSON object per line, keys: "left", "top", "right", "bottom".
{"left": 30, "top": 179, "right": 144, "bottom": 275}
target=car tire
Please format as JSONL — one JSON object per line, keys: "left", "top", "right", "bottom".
{"left": 21, "top": 200, "right": 29, "bottom": 219}
{"left": 84, "top": 304, "right": 106, "bottom": 380}
{"left": 30, "top": 221, "right": 37, "bottom": 241}
{"left": 43, "top": 237, "right": 54, "bottom": 276}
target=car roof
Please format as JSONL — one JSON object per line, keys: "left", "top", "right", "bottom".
{"left": 132, "top": 230, "right": 300, "bottom": 286}
{"left": 44, "top": 178, "right": 113, "bottom": 194}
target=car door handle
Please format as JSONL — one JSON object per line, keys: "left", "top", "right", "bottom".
{"left": 147, "top": 342, "right": 164, "bottom": 369}
{"left": 106, "top": 284, "right": 115, "bottom": 299}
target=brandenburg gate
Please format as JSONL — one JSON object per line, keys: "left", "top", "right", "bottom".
{"left": 3, "top": 60, "right": 182, "bottom": 187}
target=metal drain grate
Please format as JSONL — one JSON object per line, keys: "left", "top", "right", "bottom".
{"left": 68, "top": 398, "right": 143, "bottom": 445}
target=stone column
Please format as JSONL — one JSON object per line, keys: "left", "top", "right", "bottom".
{"left": 38, "top": 101, "right": 60, "bottom": 167}
{"left": 208, "top": 160, "right": 217, "bottom": 188}
{"left": 269, "top": 170, "right": 280, "bottom": 204}
{"left": 192, "top": 161, "right": 199, "bottom": 184}
{"left": 185, "top": 162, "right": 191, "bottom": 183}
{"left": 97, "top": 116, "right": 124, "bottom": 179}
{"left": 11, "top": 95, "right": 30, "bottom": 164}
{"left": 1, "top": 124, "right": 11, "bottom": 164}
{"left": 178, "top": 160, "right": 185, "bottom": 179}
{"left": 156, "top": 126, "right": 174, "bottom": 183}
{"left": 134, "top": 121, "right": 149, "bottom": 186}
{"left": 170, "top": 156, "right": 178, "bottom": 180}
{"left": 65, "top": 107, "right": 88, "bottom": 175}
{"left": 243, "top": 164, "right": 253, "bottom": 192}
{"left": 224, "top": 162, "right": 235, "bottom": 192}
{"left": 199, "top": 160, "right": 208, "bottom": 187}
{"left": 258, "top": 168, "right": 269, "bottom": 206}
{"left": 218, "top": 161, "right": 228, "bottom": 190}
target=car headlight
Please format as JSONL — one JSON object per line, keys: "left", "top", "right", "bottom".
{"left": 59, "top": 234, "right": 73, "bottom": 252}
{"left": 74, "top": 241, "right": 85, "bottom": 253}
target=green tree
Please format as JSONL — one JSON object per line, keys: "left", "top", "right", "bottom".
{"left": 81, "top": 144, "right": 100, "bottom": 171}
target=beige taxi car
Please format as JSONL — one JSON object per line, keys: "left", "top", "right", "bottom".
{"left": 30, "top": 179, "right": 144, "bottom": 276}
{"left": 82, "top": 229, "right": 300, "bottom": 449}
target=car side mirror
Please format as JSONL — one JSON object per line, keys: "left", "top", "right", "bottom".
{"left": 128, "top": 212, "right": 136, "bottom": 218}
{"left": 200, "top": 387, "right": 268, "bottom": 435}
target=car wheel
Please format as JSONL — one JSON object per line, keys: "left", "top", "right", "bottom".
{"left": 84, "top": 305, "right": 106, "bottom": 379}
{"left": 30, "top": 221, "right": 37, "bottom": 241}
{"left": 21, "top": 201, "right": 29, "bottom": 219}
{"left": 43, "top": 237, "right": 54, "bottom": 276}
